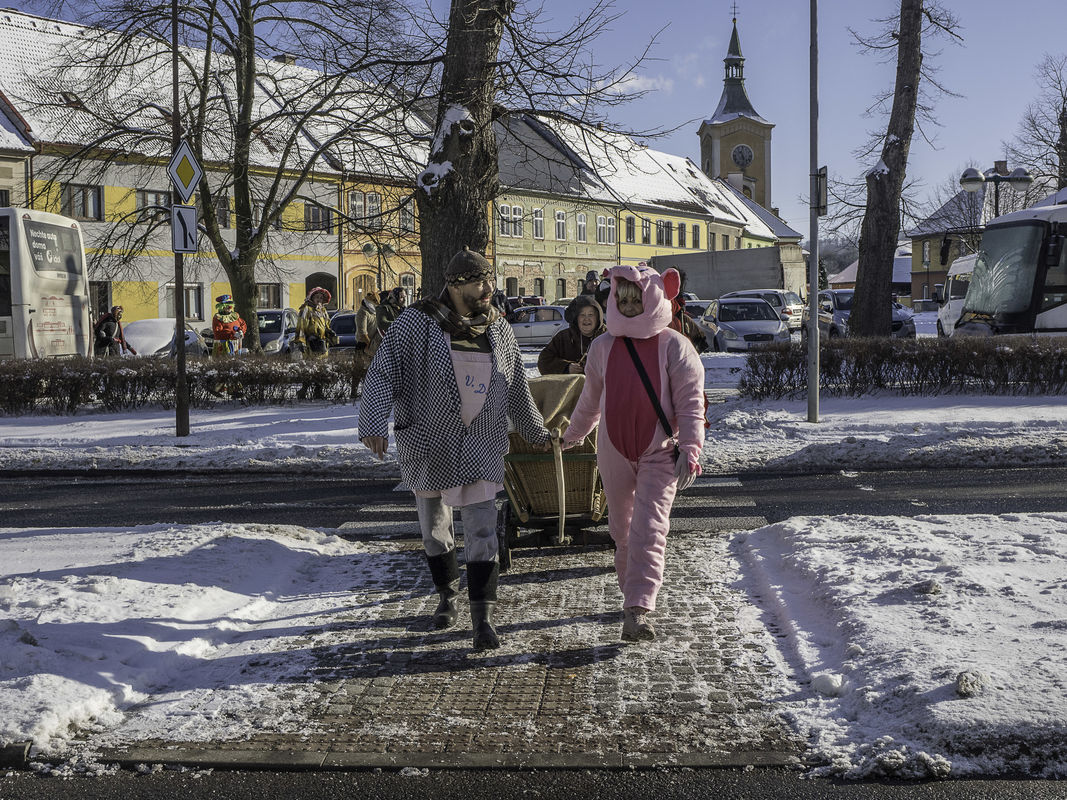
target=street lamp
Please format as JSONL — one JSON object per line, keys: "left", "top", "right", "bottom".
{"left": 960, "top": 165, "right": 1034, "bottom": 218}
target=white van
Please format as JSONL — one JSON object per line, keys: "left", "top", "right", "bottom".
{"left": 934, "top": 253, "right": 975, "bottom": 337}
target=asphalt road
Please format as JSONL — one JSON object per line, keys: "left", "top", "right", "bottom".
{"left": 4, "top": 465, "right": 1067, "bottom": 530}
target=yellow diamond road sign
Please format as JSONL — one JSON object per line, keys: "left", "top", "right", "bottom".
{"left": 167, "top": 140, "right": 203, "bottom": 204}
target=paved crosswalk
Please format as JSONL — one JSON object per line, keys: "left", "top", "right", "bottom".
{"left": 337, "top": 474, "right": 768, "bottom": 537}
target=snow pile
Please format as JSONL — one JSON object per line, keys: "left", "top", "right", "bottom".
{"left": 736, "top": 513, "right": 1067, "bottom": 778}
{"left": 0, "top": 523, "right": 364, "bottom": 752}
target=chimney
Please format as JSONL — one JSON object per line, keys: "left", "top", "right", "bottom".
{"left": 727, "top": 171, "right": 744, "bottom": 193}
{"left": 273, "top": 53, "right": 297, "bottom": 65}
{"left": 994, "top": 159, "right": 1008, "bottom": 176}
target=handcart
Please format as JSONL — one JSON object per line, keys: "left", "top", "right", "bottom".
{"left": 497, "top": 374, "right": 608, "bottom": 572}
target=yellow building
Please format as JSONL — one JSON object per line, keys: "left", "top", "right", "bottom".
{"left": 342, "top": 179, "right": 421, "bottom": 307}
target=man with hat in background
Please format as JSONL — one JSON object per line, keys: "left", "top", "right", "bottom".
{"left": 358, "top": 247, "right": 551, "bottom": 651}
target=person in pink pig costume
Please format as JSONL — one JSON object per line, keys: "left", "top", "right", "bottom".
{"left": 563, "top": 264, "right": 706, "bottom": 642}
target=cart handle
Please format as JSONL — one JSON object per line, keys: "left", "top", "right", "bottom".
{"left": 550, "top": 427, "right": 566, "bottom": 544}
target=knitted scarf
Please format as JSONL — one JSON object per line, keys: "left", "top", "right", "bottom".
{"left": 416, "top": 287, "right": 499, "bottom": 341}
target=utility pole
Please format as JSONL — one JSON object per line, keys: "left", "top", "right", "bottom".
{"left": 171, "top": 0, "right": 189, "bottom": 436}
{"left": 807, "top": 0, "right": 821, "bottom": 423}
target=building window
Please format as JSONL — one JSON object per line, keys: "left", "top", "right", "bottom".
{"left": 693, "top": 224, "right": 700, "bottom": 249}
{"left": 62, "top": 184, "right": 103, "bottom": 221}
{"left": 555, "top": 278, "right": 567, "bottom": 301}
{"left": 400, "top": 200, "right": 415, "bottom": 233}
{"left": 164, "top": 283, "right": 204, "bottom": 320}
{"left": 736, "top": 236, "right": 742, "bottom": 249}
{"left": 511, "top": 205, "right": 523, "bottom": 238}
{"left": 641, "top": 218, "right": 650, "bottom": 245}
{"left": 0, "top": 189, "right": 9, "bottom": 207}
{"left": 214, "top": 195, "right": 230, "bottom": 229}
{"left": 89, "top": 281, "right": 110, "bottom": 319}
{"left": 722, "top": 235, "right": 729, "bottom": 250}
{"left": 678, "top": 222, "right": 687, "bottom": 248}
{"left": 138, "top": 189, "right": 171, "bottom": 221}
{"left": 506, "top": 277, "right": 519, "bottom": 296}
{"left": 666, "top": 221, "right": 674, "bottom": 247}
{"left": 533, "top": 208, "right": 544, "bottom": 239}
{"left": 257, "top": 283, "right": 281, "bottom": 308}
{"left": 366, "top": 192, "right": 382, "bottom": 229}
{"left": 922, "top": 240, "right": 930, "bottom": 266}
{"left": 498, "top": 205, "right": 512, "bottom": 237}
{"left": 400, "top": 272, "right": 416, "bottom": 305}
{"left": 576, "top": 213, "right": 587, "bottom": 242}
{"left": 304, "top": 203, "right": 333, "bottom": 231}
{"left": 596, "top": 215, "right": 606, "bottom": 244}
{"left": 625, "top": 216, "right": 635, "bottom": 243}
{"left": 655, "top": 220, "right": 664, "bottom": 246}
{"left": 555, "top": 210, "right": 566, "bottom": 240}
{"left": 533, "top": 278, "right": 544, "bottom": 297}
{"left": 607, "top": 217, "right": 616, "bottom": 245}
{"left": 708, "top": 232, "right": 715, "bottom": 251}
{"left": 349, "top": 191, "right": 365, "bottom": 230}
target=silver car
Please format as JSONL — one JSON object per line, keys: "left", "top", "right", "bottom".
{"left": 509, "top": 305, "right": 568, "bottom": 346}
{"left": 696, "top": 298, "right": 792, "bottom": 352}
{"left": 801, "top": 289, "right": 917, "bottom": 341}
{"left": 719, "top": 288, "right": 805, "bottom": 331}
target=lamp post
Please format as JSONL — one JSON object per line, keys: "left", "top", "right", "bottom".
{"left": 960, "top": 165, "right": 1033, "bottom": 219}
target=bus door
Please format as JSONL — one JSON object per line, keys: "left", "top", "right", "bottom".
{"left": 0, "top": 215, "right": 12, "bottom": 358}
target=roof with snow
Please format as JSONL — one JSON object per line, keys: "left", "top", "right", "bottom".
{"left": 704, "top": 20, "right": 770, "bottom": 127}
{"left": 828, "top": 241, "right": 913, "bottom": 285}
{"left": 496, "top": 115, "right": 611, "bottom": 202}
{"left": 716, "top": 181, "right": 802, "bottom": 241}
{"left": 0, "top": 100, "right": 31, "bottom": 153}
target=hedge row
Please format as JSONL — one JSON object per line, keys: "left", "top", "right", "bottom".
{"left": 0, "top": 354, "right": 361, "bottom": 416}
{"left": 738, "top": 336, "right": 1067, "bottom": 400}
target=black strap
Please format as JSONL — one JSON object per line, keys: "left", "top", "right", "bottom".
{"left": 622, "top": 337, "right": 679, "bottom": 461}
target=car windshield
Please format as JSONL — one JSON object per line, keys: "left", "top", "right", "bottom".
{"left": 331, "top": 315, "right": 355, "bottom": 334}
{"left": 785, "top": 292, "right": 802, "bottom": 305}
{"left": 258, "top": 314, "right": 282, "bottom": 334}
{"left": 832, "top": 292, "right": 854, "bottom": 311}
{"left": 965, "top": 222, "right": 1044, "bottom": 315}
{"left": 719, "top": 302, "right": 778, "bottom": 322}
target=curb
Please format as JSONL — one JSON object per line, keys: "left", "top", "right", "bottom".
{"left": 93, "top": 747, "right": 800, "bottom": 772}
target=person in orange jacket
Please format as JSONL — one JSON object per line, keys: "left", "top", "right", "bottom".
{"left": 211, "top": 294, "right": 247, "bottom": 356}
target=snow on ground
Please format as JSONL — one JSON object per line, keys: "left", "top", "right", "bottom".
{"left": 2, "top": 311, "right": 1067, "bottom": 777}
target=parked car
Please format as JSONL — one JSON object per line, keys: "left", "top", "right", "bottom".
{"left": 933, "top": 253, "right": 975, "bottom": 337}
{"left": 509, "top": 305, "right": 568, "bottom": 346}
{"left": 680, "top": 291, "right": 701, "bottom": 303}
{"left": 801, "top": 289, "right": 917, "bottom": 341}
{"left": 694, "top": 298, "right": 791, "bottom": 352}
{"left": 719, "top": 288, "right": 805, "bottom": 331}
{"left": 685, "top": 300, "right": 712, "bottom": 318}
{"left": 256, "top": 308, "right": 299, "bottom": 355}
{"left": 329, "top": 311, "right": 359, "bottom": 353}
{"left": 122, "top": 318, "right": 210, "bottom": 357}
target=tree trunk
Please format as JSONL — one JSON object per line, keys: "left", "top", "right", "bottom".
{"left": 851, "top": 0, "right": 923, "bottom": 337}
{"left": 414, "top": 0, "right": 514, "bottom": 300}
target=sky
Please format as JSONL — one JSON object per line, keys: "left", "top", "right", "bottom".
{"left": 3, "top": 322, "right": 1067, "bottom": 779}
{"left": 571, "top": 0, "right": 1067, "bottom": 233}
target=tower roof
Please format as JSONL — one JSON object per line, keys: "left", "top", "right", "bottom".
{"left": 705, "top": 19, "right": 769, "bottom": 126}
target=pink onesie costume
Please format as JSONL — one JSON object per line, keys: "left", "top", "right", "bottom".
{"left": 563, "top": 265, "right": 706, "bottom": 611}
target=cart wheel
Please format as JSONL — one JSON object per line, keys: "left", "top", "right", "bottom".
{"left": 497, "top": 502, "right": 512, "bottom": 574}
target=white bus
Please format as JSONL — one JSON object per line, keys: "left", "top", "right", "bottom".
{"left": 954, "top": 202, "right": 1067, "bottom": 338}
{"left": 0, "top": 207, "right": 91, "bottom": 359}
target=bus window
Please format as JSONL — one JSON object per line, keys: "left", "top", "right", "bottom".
{"left": 1041, "top": 244, "right": 1067, "bottom": 311}
{"left": 22, "top": 219, "right": 85, "bottom": 277}
{"left": 0, "top": 216, "right": 11, "bottom": 317}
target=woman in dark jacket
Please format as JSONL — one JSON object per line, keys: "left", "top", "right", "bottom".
{"left": 538, "top": 295, "right": 605, "bottom": 375}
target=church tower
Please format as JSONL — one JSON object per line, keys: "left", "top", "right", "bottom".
{"left": 698, "top": 14, "right": 775, "bottom": 211}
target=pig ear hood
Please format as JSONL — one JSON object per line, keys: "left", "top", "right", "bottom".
{"left": 604, "top": 264, "right": 679, "bottom": 338}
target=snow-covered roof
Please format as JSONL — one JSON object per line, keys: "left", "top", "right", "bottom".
{"left": 829, "top": 241, "right": 913, "bottom": 285}
{"left": 1032, "top": 186, "right": 1067, "bottom": 208}
{"left": 715, "top": 179, "right": 802, "bottom": 241}
{"left": 495, "top": 115, "right": 611, "bottom": 202}
{"left": 0, "top": 101, "right": 31, "bottom": 153}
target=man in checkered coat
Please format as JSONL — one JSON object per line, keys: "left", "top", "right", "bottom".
{"left": 359, "top": 248, "right": 551, "bottom": 651}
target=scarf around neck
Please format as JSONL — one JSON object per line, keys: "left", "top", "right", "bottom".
{"left": 416, "top": 287, "right": 499, "bottom": 340}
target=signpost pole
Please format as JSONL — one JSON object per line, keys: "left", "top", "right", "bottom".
{"left": 171, "top": 0, "right": 189, "bottom": 437}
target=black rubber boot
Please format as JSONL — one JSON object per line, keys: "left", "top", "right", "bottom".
{"left": 467, "top": 560, "right": 500, "bottom": 650}
{"left": 426, "top": 550, "right": 460, "bottom": 630}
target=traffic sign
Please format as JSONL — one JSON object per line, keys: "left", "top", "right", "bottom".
{"left": 171, "top": 204, "right": 198, "bottom": 253}
{"left": 167, "top": 140, "right": 203, "bottom": 204}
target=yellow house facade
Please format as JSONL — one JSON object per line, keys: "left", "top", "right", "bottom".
{"left": 343, "top": 179, "right": 421, "bottom": 307}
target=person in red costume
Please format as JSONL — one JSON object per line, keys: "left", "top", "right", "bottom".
{"left": 562, "top": 264, "right": 705, "bottom": 642}
{"left": 211, "top": 294, "right": 247, "bottom": 357}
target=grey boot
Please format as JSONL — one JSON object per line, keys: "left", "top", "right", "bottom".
{"left": 467, "top": 560, "right": 500, "bottom": 650}
{"left": 426, "top": 550, "right": 460, "bottom": 629}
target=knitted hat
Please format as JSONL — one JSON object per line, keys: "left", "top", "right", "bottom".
{"left": 444, "top": 247, "right": 493, "bottom": 285}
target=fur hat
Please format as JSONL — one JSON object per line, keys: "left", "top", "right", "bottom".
{"left": 307, "top": 286, "right": 331, "bottom": 304}
{"left": 603, "top": 264, "right": 680, "bottom": 339}
{"left": 445, "top": 247, "right": 493, "bottom": 285}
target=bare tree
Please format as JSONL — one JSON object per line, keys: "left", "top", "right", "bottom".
{"left": 26, "top": 0, "right": 431, "bottom": 348}
{"left": 848, "top": 0, "right": 961, "bottom": 337}
{"left": 413, "top": 0, "right": 657, "bottom": 298}
{"left": 1005, "top": 53, "right": 1067, "bottom": 193}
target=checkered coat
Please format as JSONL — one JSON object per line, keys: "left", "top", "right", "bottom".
{"left": 358, "top": 307, "right": 550, "bottom": 492}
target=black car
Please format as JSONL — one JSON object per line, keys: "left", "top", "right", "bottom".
{"left": 329, "top": 311, "right": 360, "bottom": 353}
